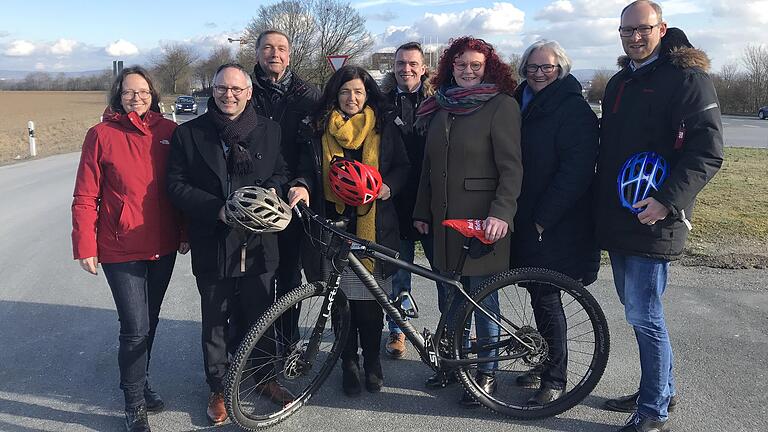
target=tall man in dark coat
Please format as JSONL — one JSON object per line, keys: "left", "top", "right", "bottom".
{"left": 379, "top": 42, "right": 441, "bottom": 360}
{"left": 167, "top": 64, "right": 293, "bottom": 427}
{"left": 596, "top": 2, "right": 723, "bottom": 431}
{"left": 251, "top": 30, "right": 320, "bottom": 300}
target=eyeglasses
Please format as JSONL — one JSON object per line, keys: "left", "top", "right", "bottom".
{"left": 453, "top": 61, "right": 484, "bottom": 72}
{"left": 525, "top": 64, "right": 560, "bottom": 74}
{"left": 213, "top": 85, "right": 250, "bottom": 96}
{"left": 618, "top": 23, "right": 660, "bottom": 38}
{"left": 121, "top": 90, "right": 151, "bottom": 99}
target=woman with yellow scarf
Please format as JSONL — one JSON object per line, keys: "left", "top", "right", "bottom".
{"left": 288, "top": 66, "right": 409, "bottom": 396}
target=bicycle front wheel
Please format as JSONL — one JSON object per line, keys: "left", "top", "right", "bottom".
{"left": 224, "top": 282, "right": 351, "bottom": 430}
{"left": 451, "top": 268, "right": 610, "bottom": 419}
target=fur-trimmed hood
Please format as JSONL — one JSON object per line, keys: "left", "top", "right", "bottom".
{"left": 379, "top": 71, "right": 434, "bottom": 97}
{"left": 617, "top": 27, "right": 710, "bottom": 71}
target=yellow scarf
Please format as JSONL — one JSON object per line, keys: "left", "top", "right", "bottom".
{"left": 322, "top": 106, "right": 380, "bottom": 271}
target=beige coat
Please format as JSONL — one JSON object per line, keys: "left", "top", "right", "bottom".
{"left": 413, "top": 94, "right": 522, "bottom": 276}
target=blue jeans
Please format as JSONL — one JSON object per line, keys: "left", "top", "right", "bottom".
{"left": 388, "top": 235, "right": 451, "bottom": 333}
{"left": 455, "top": 275, "right": 499, "bottom": 373}
{"left": 610, "top": 252, "right": 676, "bottom": 422}
{"left": 102, "top": 253, "right": 176, "bottom": 409}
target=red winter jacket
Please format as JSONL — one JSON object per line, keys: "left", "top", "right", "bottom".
{"left": 72, "top": 108, "right": 183, "bottom": 263}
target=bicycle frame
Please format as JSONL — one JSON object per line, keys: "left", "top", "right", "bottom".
{"left": 294, "top": 202, "right": 537, "bottom": 374}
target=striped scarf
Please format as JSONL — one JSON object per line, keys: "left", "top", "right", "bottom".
{"left": 416, "top": 83, "right": 500, "bottom": 117}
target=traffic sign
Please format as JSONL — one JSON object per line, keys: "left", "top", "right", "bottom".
{"left": 326, "top": 55, "right": 349, "bottom": 72}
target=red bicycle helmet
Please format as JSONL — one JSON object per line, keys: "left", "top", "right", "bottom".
{"left": 328, "top": 156, "right": 382, "bottom": 207}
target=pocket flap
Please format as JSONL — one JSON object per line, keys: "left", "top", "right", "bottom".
{"left": 464, "top": 178, "right": 497, "bottom": 191}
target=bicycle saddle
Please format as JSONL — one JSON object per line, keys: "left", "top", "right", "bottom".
{"left": 442, "top": 219, "right": 493, "bottom": 244}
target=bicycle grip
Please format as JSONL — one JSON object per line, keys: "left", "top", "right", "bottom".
{"left": 366, "top": 241, "right": 400, "bottom": 259}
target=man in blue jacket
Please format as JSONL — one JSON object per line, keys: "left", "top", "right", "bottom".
{"left": 596, "top": 2, "right": 723, "bottom": 431}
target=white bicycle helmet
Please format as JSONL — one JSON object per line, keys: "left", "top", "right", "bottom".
{"left": 224, "top": 186, "right": 292, "bottom": 233}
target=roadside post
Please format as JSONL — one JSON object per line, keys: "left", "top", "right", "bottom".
{"left": 28, "top": 121, "right": 37, "bottom": 157}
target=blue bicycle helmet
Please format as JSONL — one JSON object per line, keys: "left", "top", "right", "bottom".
{"left": 617, "top": 151, "right": 669, "bottom": 214}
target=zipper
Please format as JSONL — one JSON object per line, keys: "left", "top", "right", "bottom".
{"left": 240, "top": 242, "right": 247, "bottom": 272}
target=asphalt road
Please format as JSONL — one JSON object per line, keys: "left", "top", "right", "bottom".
{"left": 0, "top": 153, "right": 766, "bottom": 432}
{"left": 721, "top": 115, "right": 768, "bottom": 149}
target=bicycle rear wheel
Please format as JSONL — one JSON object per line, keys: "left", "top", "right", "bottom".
{"left": 224, "top": 282, "right": 350, "bottom": 429}
{"left": 451, "top": 268, "right": 610, "bottom": 419}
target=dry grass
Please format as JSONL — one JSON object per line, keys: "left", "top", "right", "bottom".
{"left": 686, "top": 147, "right": 768, "bottom": 258}
{"left": 0, "top": 91, "right": 179, "bottom": 164}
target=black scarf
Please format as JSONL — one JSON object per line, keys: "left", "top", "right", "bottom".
{"left": 254, "top": 64, "right": 294, "bottom": 105}
{"left": 206, "top": 97, "right": 259, "bottom": 177}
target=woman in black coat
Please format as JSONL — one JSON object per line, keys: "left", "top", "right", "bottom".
{"left": 511, "top": 40, "right": 600, "bottom": 405}
{"left": 288, "top": 66, "right": 409, "bottom": 396}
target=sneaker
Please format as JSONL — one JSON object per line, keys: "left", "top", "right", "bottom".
{"left": 604, "top": 391, "right": 679, "bottom": 413}
{"left": 364, "top": 363, "right": 384, "bottom": 393}
{"left": 206, "top": 392, "right": 227, "bottom": 426}
{"left": 124, "top": 405, "right": 150, "bottom": 432}
{"left": 385, "top": 332, "right": 407, "bottom": 359}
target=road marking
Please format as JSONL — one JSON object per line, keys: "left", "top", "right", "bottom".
{"left": 744, "top": 125, "right": 758, "bottom": 128}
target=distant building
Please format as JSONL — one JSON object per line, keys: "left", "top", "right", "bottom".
{"left": 371, "top": 52, "right": 395, "bottom": 72}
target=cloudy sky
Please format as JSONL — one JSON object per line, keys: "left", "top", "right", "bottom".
{"left": 1, "top": 0, "right": 767, "bottom": 73}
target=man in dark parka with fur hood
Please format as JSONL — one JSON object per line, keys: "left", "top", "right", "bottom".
{"left": 596, "top": 2, "right": 723, "bottom": 431}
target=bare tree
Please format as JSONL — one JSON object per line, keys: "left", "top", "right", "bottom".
{"left": 587, "top": 69, "right": 613, "bottom": 102}
{"left": 195, "top": 45, "right": 234, "bottom": 92}
{"left": 152, "top": 43, "right": 199, "bottom": 94}
{"left": 742, "top": 44, "right": 768, "bottom": 111}
{"left": 507, "top": 53, "right": 522, "bottom": 81}
{"left": 240, "top": 0, "right": 372, "bottom": 85}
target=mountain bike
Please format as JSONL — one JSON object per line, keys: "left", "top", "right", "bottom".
{"left": 224, "top": 201, "right": 610, "bottom": 429}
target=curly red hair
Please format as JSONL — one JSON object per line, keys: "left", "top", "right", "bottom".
{"left": 431, "top": 36, "right": 517, "bottom": 94}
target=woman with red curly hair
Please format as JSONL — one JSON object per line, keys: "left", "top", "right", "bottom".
{"left": 412, "top": 36, "right": 523, "bottom": 406}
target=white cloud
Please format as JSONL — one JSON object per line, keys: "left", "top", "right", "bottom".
{"left": 415, "top": 3, "right": 525, "bottom": 38}
{"left": 50, "top": 39, "right": 78, "bottom": 55}
{"left": 34, "top": 62, "right": 45, "bottom": 70}
{"left": 711, "top": 0, "right": 768, "bottom": 25}
{"left": 353, "top": 0, "right": 467, "bottom": 8}
{"left": 105, "top": 39, "right": 139, "bottom": 56}
{"left": 5, "top": 40, "right": 35, "bottom": 56}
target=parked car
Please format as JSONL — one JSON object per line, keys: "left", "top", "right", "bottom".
{"left": 759, "top": 106, "right": 768, "bottom": 120}
{"left": 175, "top": 96, "right": 198, "bottom": 115}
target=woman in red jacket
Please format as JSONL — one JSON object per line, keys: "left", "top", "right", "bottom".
{"left": 71, "top": 66, "right": 187, "bottom": 432}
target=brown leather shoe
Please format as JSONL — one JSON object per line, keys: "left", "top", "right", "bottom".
{"left": 385, "top": 332, "right": 406, "bottom": 359}
{"left": 256, "top": 380, "right": 295, "bottom": 406}
{"left": 206, "top": 392, "right": 227, "bottom": 426}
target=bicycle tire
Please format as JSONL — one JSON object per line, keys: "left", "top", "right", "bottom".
{"left": 225, "top": 282, "right": 351, "bottom": 429}
{"left": 451, "top": 267, "right": 610, "bottom": 419}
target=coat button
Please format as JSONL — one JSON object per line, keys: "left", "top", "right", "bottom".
{"left": 256, "top": 153, "right": 263, "bottom": 159}
{"left": 442, "top": 171, "right": 446, "bottom": 177}
{"left": 255, "top": 178, "right": 263, "bottom": 185}
{"left": 442, "top": 202, "right": 446, "bottom": 208}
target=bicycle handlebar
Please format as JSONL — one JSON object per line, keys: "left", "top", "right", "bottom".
{"left": 293, "top": 201, "right": 400, "bottom": 260}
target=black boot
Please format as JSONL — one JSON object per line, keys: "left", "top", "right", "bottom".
{"left": 124, "top": 405, "right": 151, "bottom": 432}
{"left": 143, "top": 381, "right": 164, "bottom": 413}
{"left": 460, "top": 371, "right": 496, "bottom": 408}
{"left": 364, "top": 361, "right": 384, "bottom": 393}
{"left": 341, "top": 361, "right": 362, "bottom": 396}
{"left": 425, "top": 370, "right": 457, "bottom": 388}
